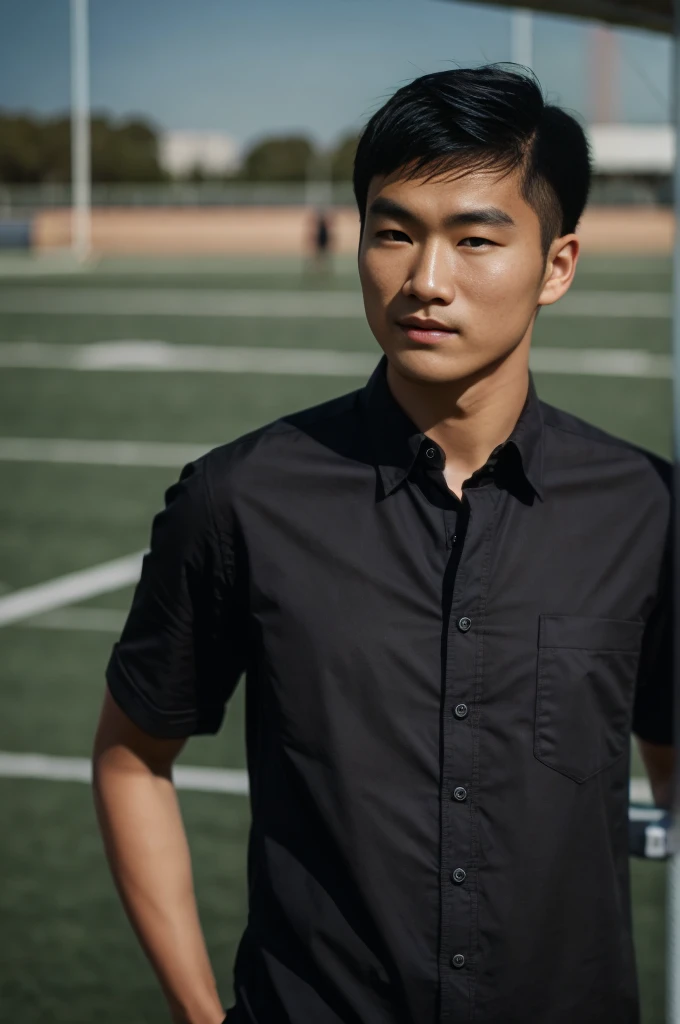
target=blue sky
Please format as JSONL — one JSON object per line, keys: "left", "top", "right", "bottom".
{"left": 0, "top": 0, "right": 671, "bottom": 149}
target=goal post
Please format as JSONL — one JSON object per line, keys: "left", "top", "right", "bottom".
{"left": 70, "top": 0, "right": 91, "bottom": 263}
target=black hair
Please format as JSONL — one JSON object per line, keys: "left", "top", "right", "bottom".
{"left": 353, "top": 65, "right": 591, "bottom": 255}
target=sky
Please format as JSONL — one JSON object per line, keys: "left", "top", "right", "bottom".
{"left": 0, "top": 0, "right": 672, "bottom": 152}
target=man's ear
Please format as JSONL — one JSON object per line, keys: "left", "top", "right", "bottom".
{"left": 537, "top": 235, "right": 579, "bottom": 308}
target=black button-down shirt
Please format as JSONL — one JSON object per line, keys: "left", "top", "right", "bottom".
{"left": 107, "top": 356, "right": 672, "bottom": 1024}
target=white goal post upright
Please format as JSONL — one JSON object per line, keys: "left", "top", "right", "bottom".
{"left": 511, "top": 9, "right": 533, "bottom": 69}
{"left": 70, "top": 0, "right": 91, "bottom": 262}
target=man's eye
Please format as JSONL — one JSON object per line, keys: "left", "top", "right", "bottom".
{"left": 377, "top": 229, "right": 410, "bottom": 243}
{"left": 459, "top": 236, "right": 493, "bottom": 248}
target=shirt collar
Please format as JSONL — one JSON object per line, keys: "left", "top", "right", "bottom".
{"left": 360, "top": 355, "right": 544, "bottom": 501}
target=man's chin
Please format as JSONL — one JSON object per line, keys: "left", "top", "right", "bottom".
{"left": 384, "top": 344, "right": 478, "bottom": 386}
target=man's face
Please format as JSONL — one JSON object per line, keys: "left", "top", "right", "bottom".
{"left": 358, "top": 164, "right": 575, "bottom": 385}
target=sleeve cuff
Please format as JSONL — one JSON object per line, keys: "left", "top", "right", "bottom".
{"left": 631, "top": 716, "right": 674, "bottom": 747}
{"left": 106, "top": 646, "right": 200, "bottom": 739}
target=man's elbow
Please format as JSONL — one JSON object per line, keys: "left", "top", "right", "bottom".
{"left": 92, "top": 687, "right": 185, "bottom": 785}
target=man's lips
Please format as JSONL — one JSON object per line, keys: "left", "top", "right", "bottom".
{"left": 396, "top": 318, "right": 458, "bottom": 344}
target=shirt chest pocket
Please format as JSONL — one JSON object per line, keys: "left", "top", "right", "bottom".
{"left": 534, "top": 615, "right": 645, "bottom": 784}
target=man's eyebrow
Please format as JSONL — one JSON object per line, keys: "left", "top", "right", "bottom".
{"left": 367, "top": 196, "right": 515, "bottom": 229}
{"left": 445, "top": 207, "right": 515, "bottom": 229}
{"left": 368, "top": 197, "right": 419, "bottom": 223}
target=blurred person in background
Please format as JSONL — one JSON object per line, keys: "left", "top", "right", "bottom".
{"left": 92, "top": 65, "right": 674, "bottom": 1024}
{"left": 306, "top": 206, "right": 334, "bottom": 275}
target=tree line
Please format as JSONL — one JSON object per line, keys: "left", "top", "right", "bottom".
{"left": 0, "top": 112, "right": 162, "bottom": 183}
{"left": 0, "top": 111, "right": 359, "bottom": 184}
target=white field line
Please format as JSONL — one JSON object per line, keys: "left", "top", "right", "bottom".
{"left": 578, "top": 263, "right": 670, "bottom": 275}
{"left": 552, "top": 291, "right": 669, "bottom": 318}
{"left": 529, "top": 347, "right": 671, "bottom": 379}
{"left": 0, "top": 341, "right": 378, "bottom": 376}
{"left": 19, "top": 607, "right": 127, "bottom": 632}
{"left": 0, "top": 750, "right": 650, "bottom": 804}
{"left": 0, "top": 552, "right": 144, "bottom": 628}
{"left": 0, "top": 288, "right": 365, "bottom": 318}
{"left": 630, "top": 777, "right": 654, "bottom": 804}
{"left": 0, "top": 256, "right": 345, "bottom": 279}
{"left": 0, "top": 341, "right": 672, "bottom": 379}
{"left": 0, "top": 287, "right": 671, "bottom": 318}
{"left": 0, "top": 751, "right": 249, "bottom": 794}
{"left": 628, "top": 805, "right": 666, "bottom": 822}
{"left": 0, "top": 437, "right": 213, "bottom": 468}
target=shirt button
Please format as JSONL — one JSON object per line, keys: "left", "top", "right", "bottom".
{"left": 453, "top": 703, "right": 468, "bottom": 719}
{"left": 452, "top": 868, "right": 467, "bottom": 884}
{"left": 425, "top": 447, "right": 436, "bottom": 459}
{"left": 457, "top": 616, "right": 472, "bottom": 632}
{"left": 452, "top": 533, "right": 457, "bottom": 544}
{"left": 451, "top": 953, "right": 466, "bottom": 969}
{"left": 453, "top": 786, "right": 467, "bottom": 802}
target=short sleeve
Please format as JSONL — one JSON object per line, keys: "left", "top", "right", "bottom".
{"left": 632, "top": 540, "right": 673, "bottom": 746}
{"left": 106, "top": 458, "right": 246, "bottom": 738}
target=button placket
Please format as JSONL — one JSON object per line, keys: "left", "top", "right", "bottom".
{"left": 439, "top": 486, "right": 501, "bottom": 1017}
{"left": 439, "top": 497, "right": 475, "bottom": 1007}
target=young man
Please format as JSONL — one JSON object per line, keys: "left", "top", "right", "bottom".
{"left": 93, "top": 66, "right": 674, "bottom": 1024}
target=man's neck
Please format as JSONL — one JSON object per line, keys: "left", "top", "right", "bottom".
{"left": 386, "top": 343, "right": 531, "bottom": 499}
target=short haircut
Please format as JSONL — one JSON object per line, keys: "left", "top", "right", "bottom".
{"left": 353, "top": 65, "right": 591, "bottom": 255}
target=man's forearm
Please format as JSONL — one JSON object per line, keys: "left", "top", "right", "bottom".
{"left": 92, "top": 743, "right": 224, "bottom": 1024}
{"left": 636, "top": 737, "right": 675, "bottom": 811}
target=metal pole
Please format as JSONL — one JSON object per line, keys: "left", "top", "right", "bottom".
{"left": 670, "top": 5, "right": 680, "bottom": 1020}
{"left": 70, "top": 0, "right": 91, "bottom": 262}
{"left": 305, "top": 147, "right": 332, "bottom": 209}
{"left": 511, "top": 9, "right": 533, "bottom": 69}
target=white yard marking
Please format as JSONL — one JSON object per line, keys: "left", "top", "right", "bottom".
{"left": 0, "top": 341, "right": 378, "bottom": 376}
{"left": 0, "top": 552, "right": 144, "bottom": 628}
{"left": 0, "top": 287, "right": 671, "bottom": 319}
{"left": 0, "top": 341, "right": 672, "bottom": 379}
{"left": 529, "top": 347, "right": 671, "bottom": 379}
{"left": 0, "top": 751, "right": 249, "bottom": 794}
{"left": 19, "top": 606, "right": 127, "bottom": 633}
{"left": 0, "top": 751, "right": 652, "bottom": 805}
{"left": 0, "top": 436, "right": 213, "bottom": 468}
{"left": 552, "top": 291, "right": 670, "bottom": 318}
{"left": 0, "top": 287, "right": 365, "bottom": 318}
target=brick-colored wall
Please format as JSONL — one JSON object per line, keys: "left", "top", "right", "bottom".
{"left": 33, "top": 207, "right": 362, "bottom": 255}
{"left": 33, "top": 204, "right": 674, "bottom": 255}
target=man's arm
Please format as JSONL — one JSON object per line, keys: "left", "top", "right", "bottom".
{"left": 92, "top": 689, "right": 225, "bottom": 1024}
{"left": 636, "top": 736, "right": 676, "bottom": 811}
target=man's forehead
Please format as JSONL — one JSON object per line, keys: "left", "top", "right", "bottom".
{"left": 366, "top": 164, "right": 529, "bottom": 215}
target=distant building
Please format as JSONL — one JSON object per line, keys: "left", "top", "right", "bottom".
{"left": 159, "top": 131, "right": 242, "bottom": 178}
{"left": 587, "top": 124, "right": 673, "bottom": 204}
{"left": 588, "top": 125, "right": 673, "bottom": 175}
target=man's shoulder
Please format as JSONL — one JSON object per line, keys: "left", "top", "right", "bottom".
{"left": 540, "top": 400, "right": 671, "bottom": 499}
{"left": 196, "top": 385, "right": 365, "bottom": 491}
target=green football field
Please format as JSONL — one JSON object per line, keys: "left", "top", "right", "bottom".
{"left": 0, "top": 251, "right": 671, "bottom": 1023}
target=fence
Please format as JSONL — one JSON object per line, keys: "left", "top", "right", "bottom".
{"left": 0, "top": 176, "right": 673, "bottom": 220}
{"left": 0, "top": 182, "right": 357, "bottom": 218}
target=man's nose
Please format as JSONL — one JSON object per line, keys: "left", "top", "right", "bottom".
{"left": 404, "top": 240, "right": 455, "bottom": 305}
